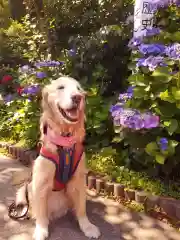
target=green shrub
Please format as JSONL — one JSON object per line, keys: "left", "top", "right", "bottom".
{"left": 88, "top": 151, "right": 180, "bottom": 199}
{"left": 0, "top": 14, "right": 49, "bottom": 65}
{"left": 0, "top": 0, "right": 11, "bottom": 28}
{"left": 0, "top": 0, "right": 132, "bottom": 149}
{"left": 110, "top": 2, "right": 180, "bottom": 178}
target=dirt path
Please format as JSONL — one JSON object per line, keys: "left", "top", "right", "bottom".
{"left": 0, "top": 154, "right": 180, "bottom": 240}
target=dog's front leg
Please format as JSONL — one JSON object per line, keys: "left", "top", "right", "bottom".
{"left": 68, "top": 155, "right": 101, "bottom": 239}
{"left": 32, "top": 157, "right": 55, "bottom": 240}
{"left": 77, "top": 186, "right": 101, "bottom": 239}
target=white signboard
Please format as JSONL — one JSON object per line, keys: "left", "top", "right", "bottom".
{"left": 134, "top": 0, "right": 154, "bottom": 37}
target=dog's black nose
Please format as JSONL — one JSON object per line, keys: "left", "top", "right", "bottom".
{"left": 72, "top": 94, "right": 82, "bottom": 104}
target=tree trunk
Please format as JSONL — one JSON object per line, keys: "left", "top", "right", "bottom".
{"left": 8, "top": 0, "right": 26, "bottom": 20}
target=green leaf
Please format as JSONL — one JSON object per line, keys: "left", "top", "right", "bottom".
{"left": 152, "top": 67, "right": 172, "bottom": 83}
{"left": 152, "top": 67, "right": 169, "bottom": 77}
{"left": 128, "top": 62, "right": 136, "bottom": 70}
{"left": 128, "top": 74, "right": 148, "bottom": 87}
{"left": 128, "top": 73, "right": 143, "bottom": 81}
{"left": 160, "top": 140, "right": 179, "bottom": 157}
{"left": 159, "top": 90, "right": 174, "bottom": 103}
{"left": 112, "top": 136, "right": 123, "bottom": 143}
{"left": 169, "top": 140, "right": 179, "bottom": 148}
{"left": 114, "top": 126, "right": 122, "bottom": 133}
{"left": 172, "top": 88, "right": 180, "bottom": 100}
{"left": 100, "top": 147, "right": 116, "bottom": 157}
{"left": 145, "top": 142, "right": 159, "bottom": 156}
{"left": 167, "top": 145, "right": 175, "bottom": 156}
{"left": 156, "top": 103, "right": 177, "bottom": 117}
{"left": 163, "top": 121, "right": 170, "bottom": 127}
{"left": 171, "top": 31, "right": 180, "bottom": 42}
{"left": 145, "top": 85, "right": 150, "bottom": 92}
{"left": 155, "top": 154, "right": 165, "bottom": 164}
{"left": 166, "top": 119, "right": 178, "bottom": 135}
{"left": 165, "top": 60, "right": 176, "bottom": 66}
{"left": 176, "top": 103, "right": 180, "bottom": 109}
{"left": 134, "top": 87, "right": 147, "bottom": 98}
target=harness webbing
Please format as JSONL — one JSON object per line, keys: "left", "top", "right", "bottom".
{"left": 40, "top": 143, "right": 83, "bottom": 191}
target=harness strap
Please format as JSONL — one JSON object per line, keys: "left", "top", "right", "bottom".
{"left": 40, "top": 144, "right": 83, "bottom": 187}
{"left": 58, "top": 146, "right": 74, "bottom": 183}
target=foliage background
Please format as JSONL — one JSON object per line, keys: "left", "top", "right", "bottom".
{"left": 0, "top": 0, "right": 180, "bottom": 198}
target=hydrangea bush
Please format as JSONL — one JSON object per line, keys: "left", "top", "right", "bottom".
{"left": 0, "top": 60, "right": 64, "bottom": 147}
{"left": 111, "top": 1, "right": 180, "bottom": 177}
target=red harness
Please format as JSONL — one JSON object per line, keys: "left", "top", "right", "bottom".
{"left": 40, "top": 143, "right": 84, "bottom": 191}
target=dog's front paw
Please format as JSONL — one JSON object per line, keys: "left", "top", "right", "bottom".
{"left": 33, "top": 224, "right": 49, "bottom": 240}
{"left": 79, "top": 217, "right": 101, "bottom": 239}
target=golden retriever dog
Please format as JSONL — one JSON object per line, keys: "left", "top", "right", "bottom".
{"left": 13, "top": 76, "right": 100, "bottom": 240}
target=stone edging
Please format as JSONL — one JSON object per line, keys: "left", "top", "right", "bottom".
{"left": 1, "top": 141, "right": 180, "bottom": 221}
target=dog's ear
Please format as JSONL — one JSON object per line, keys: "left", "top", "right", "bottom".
{"left": 83, "top": 90, "right": 87, "bottom": 96}
{"left": 40, "top": 87, "right": 50, "bottom": 141}
{"left": 42, "top": 86, "right": 48, "bottom": 100}
{"left": 41, "top": 85, "right": 54, "bottom": 118}
{"left": 79, "top": 87, "right": 87, "bottom": 97}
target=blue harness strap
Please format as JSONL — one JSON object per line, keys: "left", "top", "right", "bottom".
{"left": 57, "top": 145, "right": 75, "bottom": 184}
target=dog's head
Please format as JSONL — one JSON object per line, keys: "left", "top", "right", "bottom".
{"left": 41, "top": 76, "right": 86, "bottom": 126}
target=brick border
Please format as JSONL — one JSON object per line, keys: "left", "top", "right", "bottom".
{"left": 1, "top": 141, "right": 180, "bottom": 221}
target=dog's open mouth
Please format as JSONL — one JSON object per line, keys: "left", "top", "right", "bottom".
{"left": 58, "top": 105, "right": 79, "bottom": 122}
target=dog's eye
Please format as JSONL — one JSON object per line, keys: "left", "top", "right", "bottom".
{"left": 77, "top": 86, "right": 81, "bottom": 91}
{"left": 58, "top": 86, "right": 65, "bottom": 90}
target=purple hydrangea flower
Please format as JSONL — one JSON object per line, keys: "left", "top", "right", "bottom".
{"left": 113, "top": 108, "right": 142, "bottom": 129}
{"left": 68, "top": 49, "right": 76, "bottom": 57}
{"left": 110, "top": 104, "right": 122, "bottom": 113}
{"left": 152, "top": 0, "right": 180, "bottom": 9}
{"left": 118, "top": 93, "right": 132, "bottom": 101}
{"left": 23, "top": 85, "right": 40, "bottom": 95}
{"left": 111, "top": 106, "right": 159, "bottom": 130}
{"left": 169, "top": 0, "right": 180, "bottom": 6}
{"left": 137, "top": 56, "right": 166, "bottom": 71}
{"left": 165, "top": 43, "right": 180, "bottom": 60}
{"left": 144, "top": 27, "right": 161, "bottom": 37}
{"left": 151, "top": 0, "right": 169, "bottom": 10}
{"left": 20, "top": 65, "right": 31, "bottom": 73}
{"left": 34, "top": 61, "right": 64, "bottom": 68}
{"left": 137, "top": 28, "right": 161, "bottom": 39}
{"left": 172, "top": 0, "right": 180, "bottom": 6}
{"left": 36, "top": 72, "right": 47, "bottom": 78}
{"left": 118, "top": 86, "right": 134, "bottom": 101}
{"left": 124, "top": 112, "right": 144, "bottom": 130}
{"left": 170, "top": 70, "right": 179, "bottom": 75}
{"left": 137, "top": 58, "right": 147, "bottom": 67}
{"left": 4, "top": 94, "right": 13, "bottom": 103}
{"left": 158, "top": 138, "right": 168, "bottom": 150}
{"left": 128, "top": 37, "right": 142, "bottom": 49}
{"left": 127, "top": 86, "right": 135, "bottom": 94}
{"left": 142, "top": 112, "right": 160, "bottom": 128}
{"left": 139, "top": 44, "right": 166, "bottom": 55}
{"left": 110, "top": 104, "right": 124, "bottom": 117}
{"left": 34, "top": 62, "right": 43, "bottom": 67}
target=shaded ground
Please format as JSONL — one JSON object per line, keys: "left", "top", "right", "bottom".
{"left": 0, "top": 155, "right": 180, "bottom": 240}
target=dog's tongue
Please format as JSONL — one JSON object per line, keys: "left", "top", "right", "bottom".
{"left": 67, "top": 107, "right": 78, "bottom": 118}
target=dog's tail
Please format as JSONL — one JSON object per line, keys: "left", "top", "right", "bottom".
{"left": 8, "top": 183, "right": 30, "bottom": 220}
